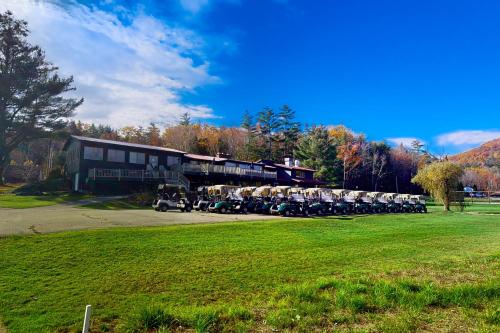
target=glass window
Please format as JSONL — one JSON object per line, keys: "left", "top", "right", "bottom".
{"left": 239, "top": 163, "right": 251, "bottom": 169}
{"left": 253, "top": 165, "right": 263, "bottom": 171}
{"left": 129, "top": 151, "right": 145, "bottom": 164}
{"left": 149, "top": 155, "right": 158, "bottom": 167}
{"left": 167, "top": 156, "right": 180, "bottom": 166}
{"left": 83, "top": 146, "right": 103, "bottom": 161}
{"left": 295, "top": 170, "right": 305, "bottom": 178}
{"left": 107, "top": 149, "right": 125, "bottom": 163}
{"left": 225, "top": 162, "right": 237, "bottom": 168}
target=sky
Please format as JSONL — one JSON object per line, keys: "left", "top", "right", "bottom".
{"left": 1, "top": 0, "right": 500, "bottom": 155}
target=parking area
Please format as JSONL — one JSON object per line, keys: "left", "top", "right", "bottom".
{"left": 0, "top": 205, "right": 280, "bottom": 236}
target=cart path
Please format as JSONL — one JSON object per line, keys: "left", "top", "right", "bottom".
{"left": 0, "top": 205, "right": 280, "bottom": 236}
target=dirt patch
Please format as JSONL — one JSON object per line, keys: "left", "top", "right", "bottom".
{"left": 0, "top": 205, "right": 281, "bottom": 236}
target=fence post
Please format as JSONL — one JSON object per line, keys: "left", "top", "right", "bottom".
{"left": 82, "top": 304, "right": 91, "bottom": 333}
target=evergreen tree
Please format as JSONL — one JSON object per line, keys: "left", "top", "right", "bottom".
{"left": 294, "top": 126, "right": 340, "bottom": 183}
{"left": 0, "top": 11, "right": 83, "bottom": 183}
{"left": 256, "top": 107, "right": 279, "bottom": 160}
{"left": 277, "top": 104, "right": 300, "bottom": 159}
{"left": 179, "top": 112, "right": 191, "bottom": 126}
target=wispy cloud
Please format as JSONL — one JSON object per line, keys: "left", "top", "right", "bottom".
{"left": 179, "top": 0, "right": 211, "bottom": 14}
{"left": 1, "top": 0, "right": 221, "bottom": 127}
{"left": 436, "top": 130, "right": 500, "bottom": 146}
{"left": 386, "top": 137, "right": 425, "bottom": 147}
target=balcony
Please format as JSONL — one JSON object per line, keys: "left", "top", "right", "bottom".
{"left": 178, "top": 163, "right": 277, "bottom": 179}
{"left": 88, "top": 168, "right": 190, "bottom": 189}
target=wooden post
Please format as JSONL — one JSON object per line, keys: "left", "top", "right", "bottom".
{"left": 82, "top": 305, "right": 91, "bottom": 333}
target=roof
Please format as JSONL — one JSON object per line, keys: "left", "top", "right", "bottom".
{"left": 259, "top": 160, "right": 315, "bottom": 172}
{"left": 69, "top": 135, "right": 185, "bottom": 154}
{"left": 291, "top": 178, "right": 324, "bottom": 185}
{"left": 185, "top": 153, "right": 227, "bottom": 162}
{"left": 185, "top": 153, "right": 266, "bottom": 165}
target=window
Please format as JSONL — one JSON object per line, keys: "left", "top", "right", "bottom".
{"left": 239, "top": 163, "right": 251, "bottom": 169}
{"left": 129, "top": 151, "right": 145, "bottom": 164}
{"left": 167, "top": 156, "right": 180, "bottom": 166}
{"left": 107, "top": 149, "right": 125, "bottom": 163}
{"left": 225, "top": 162, "right": 237, "bottom": 168}
{"left": 295, "top": 170, "right": 306, "bottom": 178}
{"left": 149, "top": 155, "right": 158, "bottom": 167}
{"left": 253, "top": 165, "right": 262, "bottom": 172}
{"left": 83, "top": 146, "right": 103, "bottom": 161}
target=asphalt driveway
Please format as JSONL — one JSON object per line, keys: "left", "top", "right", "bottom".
{"left": 0, "top": 204, "right": 280, "bottom": 236}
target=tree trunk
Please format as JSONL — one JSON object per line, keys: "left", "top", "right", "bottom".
{"left": 0, "top": 162, "right": 5, "bottom": 185}
{"left": 443, "top": 197, "right": 450, "bottom": 211}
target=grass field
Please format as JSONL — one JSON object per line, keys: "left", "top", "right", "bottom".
{"left": 0, "top": 208, "right": 499, "bottom": 333}
{"left": 0, "top": 193, "right": 92, "bottom": 209}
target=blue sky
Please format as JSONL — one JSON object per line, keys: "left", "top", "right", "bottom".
{"left": 2, "top": 0, "right": 500, "bottom": 154}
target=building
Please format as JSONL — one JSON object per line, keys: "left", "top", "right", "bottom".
{"left": 258, "top": 158, "right": 323, "bottom": 187}
{"left": 64, "top": 135, "right": 279, "bottom": 192}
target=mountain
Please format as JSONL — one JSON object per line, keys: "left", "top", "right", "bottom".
{"left": 449, "top": 138, "right": 500, "bottom": 167}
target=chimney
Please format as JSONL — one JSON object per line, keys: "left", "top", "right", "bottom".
{"left": 284, "top": 157, "right": 292, "bottom": 167}
{"left": 294, "top": 159, "right": 300, "bottom": 167}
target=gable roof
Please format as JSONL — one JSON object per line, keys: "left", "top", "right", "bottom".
{"left": 69, "top": 135, "right": 185, "bottom": 154}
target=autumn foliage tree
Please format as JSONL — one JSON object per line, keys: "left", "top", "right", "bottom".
{"left": 412, "top": 161, "right": 463, "bottom": 211}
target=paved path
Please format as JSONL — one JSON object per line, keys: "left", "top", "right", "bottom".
{"left": 0, "top": 205, "right": 280, "bottom": 236}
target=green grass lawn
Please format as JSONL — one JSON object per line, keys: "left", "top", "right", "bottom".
{"left": 0, "top": 193, "right": 92, "bottom": 209}
{"left": 0, "top": 211, "right": 499, "bottom": 333}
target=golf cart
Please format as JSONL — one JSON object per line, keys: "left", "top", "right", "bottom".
{"left": 304, "top": 188, "right": 333, "bottom": 215}
{"left": 251, "top": 186, "right": 274, "bottom": 214}
{"left": 349, "top": 191, "right": 373, "bottom": 214}
{"left": 269, "top": 186, "right": 291, "bottom": 215}
{"left": 207, "top": 185, "right": 241, "bottom": 213}
{"left": 276, "top": 188, "right": 310, "bottom": 217}
{"left": 193, "top": 186, "right": 211, "bottom": 211}
{"left": 331, "top": 189, "right": 351, "bottom": 214}
{"left": 152, "top": 184, "right": 192, "bottom": 212}
{"left": 383, "top": 193, "right": 402, "bottom": 213}
{"left": 411, "top": 195, "right": 427, "bottom": 213}
{"left": 399, "top": 194, "right": 415, "bottom": 213}
{"left": 367, "top": 192, "right": 388, "bottom": 213}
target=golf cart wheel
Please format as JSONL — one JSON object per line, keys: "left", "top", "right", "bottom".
{"left": 180, "top": 208, "right": 185, "bottom": 212}
{"left": 186, "top": 206, "right": 192, "bottom": 213}
{"left": 242, "top": 207, "right": 248, "bottom": 214}
{"left": 284, "top": 209, "right": 291, "bottom": 217}
{"left": 160, "top": 205, "right": 168, "bottom": 212}
{"left": 303, "top": 209, "right": 309, "bottom": 217}
{"left": 318, "top": 209, "right": 323, "bottom": 216}
{"left": 219, "top": 207, "right": 226, "bottom": 214}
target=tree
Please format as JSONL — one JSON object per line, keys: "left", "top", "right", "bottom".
{"left": 277, "top": 104, "right": 300, "bottom": 159}
{"left": 179, "top": 112, "right": 191, "bottom": 126}
{"left": 412, "top": 161, "right": 463, "bottom": 211}
{"left": 294, "top": 126, "right": 339, "bottom": 183}
{"left": 255, "top": 107, "right": 279, "bottom": 160}
{"left": 0, "top": 11, "right": 83, "bottom": 184}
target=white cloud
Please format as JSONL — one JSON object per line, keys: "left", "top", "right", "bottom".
{"left": 179, "top": 0, "right": 211, "bottom": 13}
{"left": 0, "top": 0, "right": 220, "bottom": 127}
{"left": 386, "top": 137, "right": 425, "bottom": 147}
{"left": 436, "top": 130, "right": 500, "bottom": 146}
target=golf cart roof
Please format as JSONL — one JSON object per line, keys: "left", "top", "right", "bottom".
{"left": 158, "top": 184, "right": 184, "bottom": 189}
{"left": 331, "top": 189, "right": 348, "bottom": 197}
{"left": 367, "top": 192, "right": 383, "bottom": 198}
{"left": 288, "top": 187, "right": 305, "bottom": 194}
{"left": 252, "top": 186, "right": 272, "bottom": 197}
{"left": 397, "top": 194, "right": 411, "bottom": 200}
{"left": 410, "top": 195, "right": 424, "bottom": 200}
{"left": 271, "top": 186, "right": 291, "bottom": 195}
{"left": 348, "top": 191, "right": 368, "bottom": 198}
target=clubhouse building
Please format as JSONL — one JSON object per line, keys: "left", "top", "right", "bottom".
{"left": 64, "top": 136, "right": 320, "bottom": 192}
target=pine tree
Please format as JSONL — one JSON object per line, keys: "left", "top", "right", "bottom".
{"left": 0, "top": 11, "right": 83, "bottom": 183}
{"left": 179, "top": 112, "right": 191, "bottom": 126}
{"left": 256, "top": 107, "right": 279, "bottom": 160}
{"left": 277, "top": 104, "right": 300, "bottom": 159}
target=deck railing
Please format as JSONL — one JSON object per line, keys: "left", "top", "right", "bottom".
{"left": 88, "top": 168, "right": 190, "bottom": 189}
{"left": 179, "top": 163, "right": 277, "bottom": 179}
